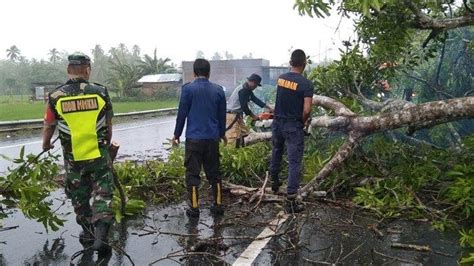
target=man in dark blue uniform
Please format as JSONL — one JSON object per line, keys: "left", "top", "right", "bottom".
{"left": 270, "top": 49, "right": 314, "bottom": 213}
{"left": 172, "top": 58, "right": 227, "bottom": 218}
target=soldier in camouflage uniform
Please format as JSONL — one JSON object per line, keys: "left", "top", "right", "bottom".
{"left": 42, "top": 52, "right": 114, "bottom": 255}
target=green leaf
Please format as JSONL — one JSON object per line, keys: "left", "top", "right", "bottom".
{"left": 460, "top": 253, "right": 474, "bottom": 264}
{"left": 19, "top": 146, "right": 25, "bottom": 160}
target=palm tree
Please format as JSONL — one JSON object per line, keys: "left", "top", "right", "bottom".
{"left": 107, "top": 57, "right": 142, "bottom": 97}
{"left": 138, "top": 49, "right": 175, "bottom": 75}
{"left": 212, "top": 52, "right": 222, "bottom": 60}
{"left": 225, "top": 51, "right": 234, "bottom": 60}
{"left": 91, "top": 44, "right": 105, "bottom": 61}
{"left": 108, "top": 47, "right": 117, "bottom": 55}
{"left": 132, "top": 45, "right": 141, "bottom": 57}
{"left": 48, "top": 48, "right": 60, "bottom": 63}
{"left": 196, "top": 50, "right": 205, "bottom": 59}
{"left": 118, "top": 43, "right": 128, "bottom": 57}
{"left": 6, "top": 45, "right": 21, "bottom": 61}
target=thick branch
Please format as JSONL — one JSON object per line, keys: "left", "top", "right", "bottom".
{"left": 244, "top": 132, "right": 272, "bottom": 145}
{"left": 300, "top": 132, "right": 365, "bottom": 195}
{"left": 353, "top": 97, "right": 474, "bottom": 133}
{"left": 347, "top": 90, "right": 385, "bottom": 111}
{"left": 464, "top": 89, "right": 474, "bottom": 96}
{"left": 311, "top": 116, "right": 350, "bottom": 130}
{"left": 348, "top": 78, "right": 385, "bottom": 111}
{"left": 404, "top": 1, "right": 474, "bottom": 30}
{"left": 464, "top": 0, "right": 474, "bottom": 13}
{"left": 243, "top": 97, "right": 474, "bottom": 196}
{"left": 414, "top": 13, "right": 474, "bottom": 30}
{"left": 313, "top": 95, "right": 356, "bottom": 116}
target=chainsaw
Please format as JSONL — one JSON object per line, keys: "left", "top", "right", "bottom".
{"left": 253, "top": 112, "right": 274, "bottom": 132}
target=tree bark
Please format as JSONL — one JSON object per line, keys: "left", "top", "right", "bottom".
{"left": 300, "top": 131, "right": 365, "bottom": 195}
{"left": 404, "top": 1, "right": 474, "bottom": 31}
{"left": 244, "top": 96, "right": 474, "bottom": 194}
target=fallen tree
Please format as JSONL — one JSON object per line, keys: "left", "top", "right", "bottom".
{"left": 245, "top": 95, "right": 474, "bottom": 195}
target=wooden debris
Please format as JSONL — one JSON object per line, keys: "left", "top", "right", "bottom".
{"left": 391, "top": 243, "right": 432, "bottom": 252}
{"left": 0, "top": 225, "right": 19, "bottom": 232}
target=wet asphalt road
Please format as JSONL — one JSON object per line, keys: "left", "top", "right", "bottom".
{"left": 0, "top": 190, "right": 463, "bottom": 265}
{"left": 0, "top": 116, "right": 176, "bottom": 174}
{"left": 0, "top": 116, "right": 465, "bottom": 265}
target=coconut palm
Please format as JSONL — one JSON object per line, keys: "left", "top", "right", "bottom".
{"left": 132, "top": 45, "right": 141, "bottom": 57}
{"left": 6, "top": 45, "right": 21, "bottom": 61}
{"left": 107, "top": 57, "right": 142, "bottom": 97}
{"left": 212, "top": 52, "right": 222, "bottom": 60}
{"left": 118, "top": 43, "right": 128, "bottom": 56}
{"left": 48, "top": 48, "right": 60, "bottom": 63}
{"left": 138, "top": 48, "right": 175, "bottom": 75}
{"left": 91, "top": 44, "right": 105, "bottom": 61}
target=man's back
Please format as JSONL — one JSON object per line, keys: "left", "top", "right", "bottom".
{"left": 175, "top": 78, "right": 226, "bottom": 140}
{"left": 274, "top": 72, "right": 313, "bottom": 121}
{"left": 46, "top": 78, "right": 113, "bottom": 161}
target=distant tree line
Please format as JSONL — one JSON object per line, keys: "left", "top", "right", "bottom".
{"left": 0, "top": 44, "right": 177, "bottom": 98}
{"left": 196, "top": 50, "right": 254, "bottom": 60}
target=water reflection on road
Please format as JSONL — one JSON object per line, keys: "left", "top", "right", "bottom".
{"left": 0, "top": 116, "right": 464, "bottom": 265}
{"left": 0, "top": 116, "right": 176, "bottom": 174}
{"left": 0, "top": 189, "right": 228, "bottom": 265}
{"left": 0, "top": 191, "right": 464, "bottom": 265}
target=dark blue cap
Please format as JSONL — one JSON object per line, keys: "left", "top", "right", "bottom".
{"left": 247, "top": 73, "right": 262, "bottom": 86}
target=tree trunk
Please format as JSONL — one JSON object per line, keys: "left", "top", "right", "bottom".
{"left": 244, "top": 96, "right": 474, "bottom": 194}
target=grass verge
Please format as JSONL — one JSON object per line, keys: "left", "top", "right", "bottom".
{"left": 0, "top": 100, "right": 178, "bottom": 121}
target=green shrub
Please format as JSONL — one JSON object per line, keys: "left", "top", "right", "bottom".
{"left": 220, "top": 143, "right": 271, "bottom": 186}
{"left": 0, "top": 147, "right": 64, "bottom": 231}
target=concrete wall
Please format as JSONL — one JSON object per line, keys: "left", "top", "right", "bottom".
{"left": 182, "top": 59, "right": 270, "bottom": 96}
{"left": 141, "top": 81, "right": 180, "bottom": 96}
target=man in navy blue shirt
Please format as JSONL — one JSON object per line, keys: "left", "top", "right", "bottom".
{"left": 270, "top": 49, "right": 314, "bottom": 213}
{"left": 172, "top": 58, "right": 227, "bottom": 218}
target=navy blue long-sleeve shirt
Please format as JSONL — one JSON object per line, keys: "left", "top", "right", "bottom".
{"left": 173, "top": 78, "right": 226, "bottom": 140}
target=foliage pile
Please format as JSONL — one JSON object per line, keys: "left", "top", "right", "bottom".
{"left": 0, "top": 147, "right": 157, "bottom": 231}
{"left": 113, "top": 147, "right": 186, "bottom": 204}
{"left": 0, "top": 148, "right": 63, "bottom": 231}
{"left": 302, "top": 132, "right": 474, "bottom": 262}
{"left": 221, "top": 142, "right": 272, "bottom": 187}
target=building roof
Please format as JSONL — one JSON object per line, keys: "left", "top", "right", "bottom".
{"left": 138, "top": 73, "right": 182, "bottom": 83}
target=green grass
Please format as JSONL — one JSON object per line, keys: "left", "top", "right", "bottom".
{"left": 0, "top": 100, "right": 178, "bottom": 121}
{"left": 0, "top": 95, "right": 31, "bottom": 103}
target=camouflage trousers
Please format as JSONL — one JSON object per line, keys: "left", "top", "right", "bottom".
{"left": 225, "top": 113, "right": 249, "bottom": 144}
{"left": 64, "top": 149, "right": 115, "bottom": 226}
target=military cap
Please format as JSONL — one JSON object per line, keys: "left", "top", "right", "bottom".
{"left": 68, "top": 52, "right": 91, "bottom": 65}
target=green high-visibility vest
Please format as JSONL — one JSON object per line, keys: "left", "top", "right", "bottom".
{"left": 56, "top": 94, "right": 106, "bottom": 161}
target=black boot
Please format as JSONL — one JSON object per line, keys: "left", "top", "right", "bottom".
{"left": 210, "top": 181, "right": 224, "bottom": 215}
{"left": 79, "top": 223, "right": 95, "bottom": 247}
{"left": 77, "top": 217, "right": 94, "bottom": 247}
{"left": 186, "top": 186, "right": 200, "bottom": 218}
{"left": 285, "top": 194, "right": 304, "bottom": 213}
{"left": 271, "top": 175, "right": 282, "bottom": 193}
{"left": 92, "top": 221, "right": 111, "bottom": 252}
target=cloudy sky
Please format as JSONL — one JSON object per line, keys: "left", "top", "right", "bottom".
{"left": 1, "top": 0, "right": 356, "bottom": 66}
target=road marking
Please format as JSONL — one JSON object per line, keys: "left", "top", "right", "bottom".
{"left": 0, "top": 140, "right": 42, "bottom": 150}
{"left": 0, "top": 120, "right": 174, "bottom": 150}
{"left": 233, "top": 211, "right": 289, "bottom": 266}
{"left": 114, "top": 120, "right": 174, "bottom": 132}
